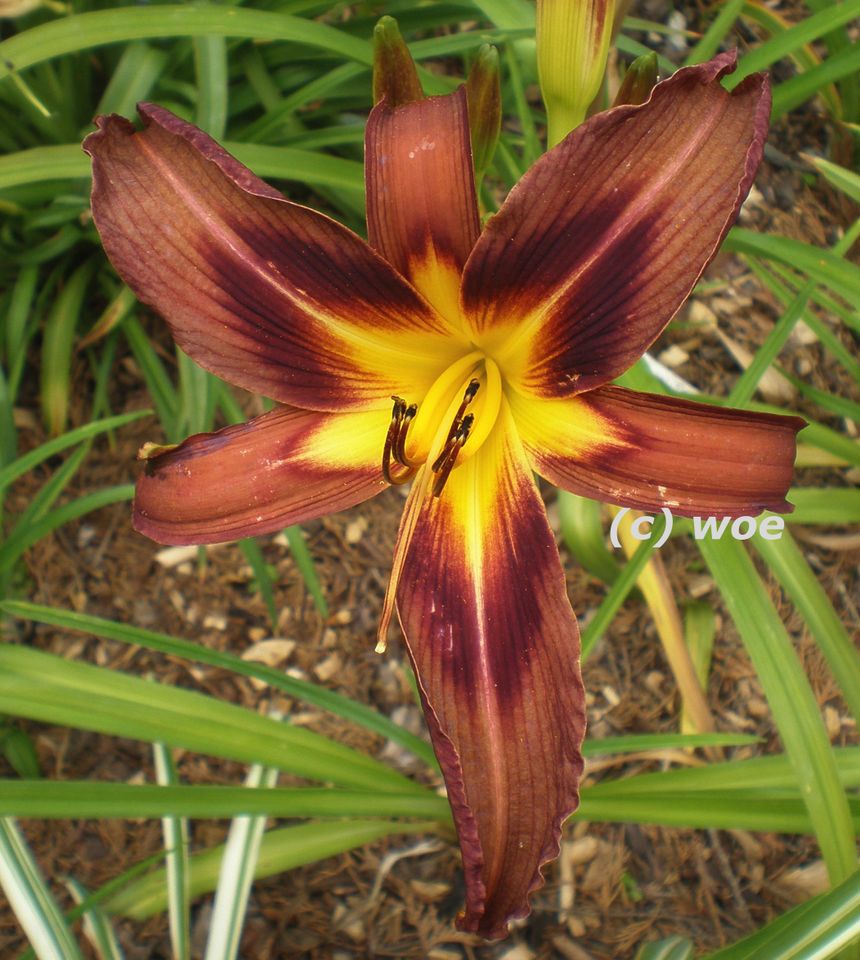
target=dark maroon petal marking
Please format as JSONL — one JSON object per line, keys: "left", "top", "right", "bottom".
{"left": 133, "top": 406, "right": 389, "bottom": 544}
{"left": 395, "top": 408, "right": 585, "bottom": 938}
{"left": 522, "top": 385, "right": 804, "bottom": 517}
{"left": 462, "top": 52, "right": 772, "bottom": 398}
{"left": 84, "top": 104, "right": 458, "bottom": 412}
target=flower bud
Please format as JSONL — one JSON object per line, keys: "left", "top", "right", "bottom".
{"left": 537, "top": 0, "right": 616, "bottom": 146}
{"left": 466, "top": 45, "right": 502, "bottom": 182}
{"left": 372, "top": 16, "right": 423, "bottom": 107}
{"left": 612, "top": 51, "right": 658, "bottom": 107}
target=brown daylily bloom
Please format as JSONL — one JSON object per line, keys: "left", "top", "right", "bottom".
{"left": 83, "top": 50, "right": 802, "bottom": 939}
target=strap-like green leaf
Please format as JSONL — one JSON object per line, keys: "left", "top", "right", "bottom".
{"left": 0, "top": 644, "right": 428, "bottom": 795}
{"left": 698, "top": 538, "right": 857, "bottom": 885}
{"left": 0, "top": 6, "right": 371, "bottom": 84}
{"left": 0, "top": 601, "right": 437, "bottom": 767}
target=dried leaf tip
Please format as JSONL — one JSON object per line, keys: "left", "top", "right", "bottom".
{"left": 137, "top": 440, "right": 179, "bottom": 461}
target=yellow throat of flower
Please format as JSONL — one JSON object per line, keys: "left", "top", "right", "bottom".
{"left": 383, "top": 349, "right": 502, "bottom": 495}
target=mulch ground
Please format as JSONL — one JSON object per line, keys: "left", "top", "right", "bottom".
{"left": 1, "top": 2, "right": 858, "bottom": 957}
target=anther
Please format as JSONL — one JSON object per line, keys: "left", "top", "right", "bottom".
{"left": 393, "top": 403, "right": 418, "bottom": 466}
{"left": 431, "top": 414, "right": 473, "bottom": 472}
{"left": 440, "top": 378, "right": 481, "bottom": 450}
{"left": 382, "top": 396, "right": 417, "bottom": 485}
{"left": 428, "top": 378, "right": 481, "bottom": 497}
{"left": 431, "top": 414, "right": 473, "bottom": 496}
{"left": 382, "top": 371, "right": 487, "bottom": 495}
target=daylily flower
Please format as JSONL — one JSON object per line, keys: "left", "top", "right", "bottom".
{"left": 84, "top": 49, "right": 802, "bottom": 939}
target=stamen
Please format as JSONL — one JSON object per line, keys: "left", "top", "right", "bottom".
{"left": 431, "top": 411, "right": 473, "bottom": 472}
{"left": 393, "top": 403, "right": 418, "bottom": 467}
{"left": 441, "top": 378, "right": 480, "bottom": 449}
{"left": 404, "top": 350, "right": 483, "bottom": 463}
{"left": 431, "top": 414, "right": 473, "bottom": 496}
{"left": 457, "top": 358, "right": 502, "bottom": 462}
{"left": 381, "top": 355, "right": 502, "bottom": 497}
{"left": 381, "top": 397, "right": 404, "bottom": 483}
{"left": 426, "top": 376, "right": 481, "bottom": 493}
{"left": 382, "top": 397, "right": 417, "bottom": 485}
{"left": 388, "top": 463, "right": 417, "bottom": 484}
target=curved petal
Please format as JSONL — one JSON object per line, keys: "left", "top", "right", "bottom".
{"left": 462, "top": 52, "right": 771, "bottom": 399}
{"left": 511, "top": 385, "right": 804, "bottom": 517}
{"left": 133, "top": 406, "right": 390, "bottom": 544}
{"left": 84, "top": 104, "right": 467, "bottom": 413}
{"left": 366, "top": 87, "right": 480, "bottom": 324}
{"left": 395, "top": 403, "right": 586, "bottom": 938}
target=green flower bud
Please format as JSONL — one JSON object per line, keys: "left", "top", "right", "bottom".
{"left": 466, "top": 45, "right": 502, "bottom": 183}
{"left": 372, "top": 16, "right": 423, "bottom": 107}
{"left": 537, "top": 0, "right": 616, "bottom": 146}
{"left": 613, "top": 51, "right": 659, "bottom": 107}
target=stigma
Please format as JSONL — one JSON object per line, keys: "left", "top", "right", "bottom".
{"left": 382, "top": 352, "right": 502, "bottom": 496}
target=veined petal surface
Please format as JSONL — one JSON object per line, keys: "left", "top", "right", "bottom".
{"left": 134, "top": 406, "right": 390, "bottom": 544}
{"left": 395, "top": 404, "right": 586, "bottom": 938}
{"left": 85, "top": 104, "right": 466, "bottom": 412}
{"left": 366, "top": 87, "right": 480, "bottom": 324}
{"left": 511, "top": 386, "right": 804, "bottom": 517}
{"left": 462, "top": 53, "right": 770, "bottom": 398}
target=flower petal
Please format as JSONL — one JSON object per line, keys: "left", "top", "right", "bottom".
{"left": 511, "top": 385, "right": 804, "bottom": 517}
{"left": 365, "top": 87, "right": 480, "bottom": 324}
{"left": 395, "top": 403, "right": 586, "bottom": 938}
{"left": 84, "top": 104, "right": 466, "bottom": 412}
{"left": 133, "top": 406, "right": 390, "bottom": 544}
{"left": 462, "top": 52, "right": 771, "bottom": 398}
